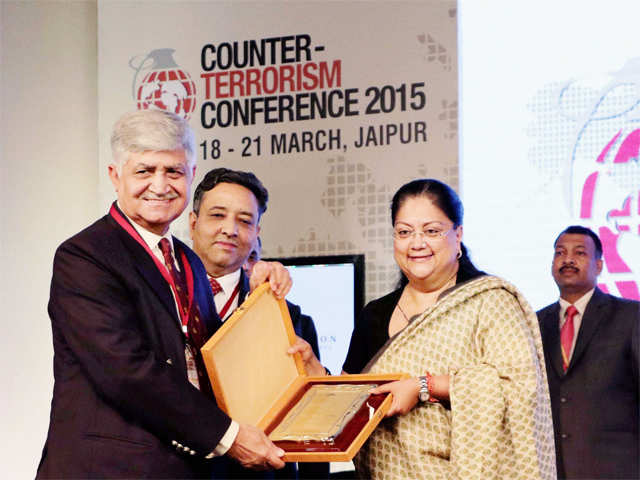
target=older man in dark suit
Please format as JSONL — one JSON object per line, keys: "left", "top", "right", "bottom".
{"left": 537, "top": 225, "right": 639, "bottom": 479}
{"left": 37, "top": 110, "right": 289, "bottom": 478}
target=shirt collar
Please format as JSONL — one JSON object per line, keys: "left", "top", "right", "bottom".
{"left": 118, "top": 202, "right": 173, "bottom": 251}
{"left": 559, "top": 288, "right": 595, "bottom": 318}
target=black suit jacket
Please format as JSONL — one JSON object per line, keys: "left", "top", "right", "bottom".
{"left": 537, "top": 288, "right": 640, "bottom": 479}
{"left": 38, "top": 207, "right": 231, "bottom": 479}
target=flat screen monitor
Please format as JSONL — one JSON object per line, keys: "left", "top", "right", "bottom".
{"left": 266, "top": 254, "right": 365, "bottom": 376}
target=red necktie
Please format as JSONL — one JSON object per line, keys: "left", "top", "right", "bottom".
{"left": 158, "top": 239, "right": 212, "bottom": 394}
{"left": 561, "top": 305, "right": 578, "bottom": 371}
{"left": 158, "top": 239, "right": 189, "bottom": 315}
{"left": 209, "top": 277, "right": 222, "bottom": 295}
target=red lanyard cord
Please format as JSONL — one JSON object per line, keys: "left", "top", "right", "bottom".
{"left": 109, "top": 205, "right": 194, "bottom": 331}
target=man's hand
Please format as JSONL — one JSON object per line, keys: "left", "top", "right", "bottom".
{"left": 287, "top": 336, "right": 326, "bottom": 376}
{"left": 249, "top": 261, "right": 292, "bottom": 299}
{"left": 226, "top": 424, "right": 285, "bottom": 470}
{"left": 369, "top": 378, "right": 420, "bottom": 417}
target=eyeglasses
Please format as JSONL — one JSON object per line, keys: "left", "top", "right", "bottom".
{"left": 393, "top": 225, "right": 453, "bottom": 241}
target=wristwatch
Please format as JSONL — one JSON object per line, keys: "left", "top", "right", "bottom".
{"left": 418, "top": 375, "right": 430, "bottom": 403}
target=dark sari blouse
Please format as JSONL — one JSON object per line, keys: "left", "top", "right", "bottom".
{"left": 342, "top": 267, "right": 485, "bottom": 374}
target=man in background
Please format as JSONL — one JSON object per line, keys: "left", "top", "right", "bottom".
{"left": 537, "top": 225, "right": 639, "bottom": 479}
{"left": 244, "top": 236, "right": 262, "bottom": 277}
{"left": 190, "top": 167, "right": 328, "bottom": 478}
{"left": 38, "top": 110, "right": 287, "bottom": 478}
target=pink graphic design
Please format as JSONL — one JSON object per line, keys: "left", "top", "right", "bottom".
{"left": 577, "top": 128, "right": 640, "bottom": 300}
{"left": 536, "top": 59, "right": 640, "bottom": 301}
{"left": 130, "top": 48, "right": 196, "bottom": 120}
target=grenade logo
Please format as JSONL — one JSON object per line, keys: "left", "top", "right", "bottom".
{"left": 130, "top": 48, "right": 196, "bottom": 120}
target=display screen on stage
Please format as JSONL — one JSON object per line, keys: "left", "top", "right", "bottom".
{"left": 267, "top": 255, "right": 365, "bottom": 376}
{"left": 459, "top": 0, "right": 640, "bottom": 308}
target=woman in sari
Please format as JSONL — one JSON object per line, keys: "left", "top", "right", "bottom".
{"left": 341, "top": 179, "right": 556, "bottom": 479}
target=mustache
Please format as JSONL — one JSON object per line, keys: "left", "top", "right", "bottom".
{"left": 559, "top": 265, "right": 579, "bottom": 273}
{"left": 214, "top": 236, "right": 238, "bottom": 246}
{"left": 142, "top": 192, "right": 179, "bottom": 200}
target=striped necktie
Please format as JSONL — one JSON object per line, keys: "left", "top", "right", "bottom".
{"left": 209, "top": 277, "right": 222, "bottom": 295}
{"left": 158, "top": 238, "right": 212, "bottom": 395}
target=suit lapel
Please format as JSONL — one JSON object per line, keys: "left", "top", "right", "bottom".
{"left": 174, "top": 238, "right": 222, "bottom": 336}
{"left": 238, "top": 269, "right": 250, "bottom": 304}
{"left": 541, "top": 303, "right": 565, "bottom": 378}
{"left": 569, "top": 288, "right": 608, "bottom": 371}
{"left": 192, "top": 264, "right": 250, "bottom": 336}
{"left": 107, "top": 214, "right": 181, "bottom": 331}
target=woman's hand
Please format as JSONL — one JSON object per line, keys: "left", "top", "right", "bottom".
{"left": 287, "top": 336, "right": 326, "bottom": 376}
{"left": 369, "top": 378, "right": 420, "bottom": 417}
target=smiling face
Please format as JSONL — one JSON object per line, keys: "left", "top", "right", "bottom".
{"left": 189, "top": 182, "right": 260, "bottom": 277}
{"left": 552, "top": 233, "right": 603, "bottom": 301}
{"left": 108, "top": 150, "right": 194, "bottom": 235}
{"left": 393, "top": 195, "right": 462, "bottom": 290}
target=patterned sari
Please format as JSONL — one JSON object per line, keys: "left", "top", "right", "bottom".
{"left": 355, "top": 276, "right": 556, "bottom": 479}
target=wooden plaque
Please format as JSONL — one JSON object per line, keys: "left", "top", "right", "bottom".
{"left": 201, "top": 283, "right": 406, "bottom": 462}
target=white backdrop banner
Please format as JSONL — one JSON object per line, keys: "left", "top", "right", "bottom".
{"left": 98, "top": 1, "right": 458, "bottom": 303}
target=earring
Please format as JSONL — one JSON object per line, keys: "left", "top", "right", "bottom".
{"left": 456, "top": 249, "right": 462, "bottom": 260}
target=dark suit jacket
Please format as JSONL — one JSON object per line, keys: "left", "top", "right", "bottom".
{"left": 38, "top": 207, "right": 232, "bottom": 479}
{"left": 537, "top": 288, "right": 640, "bottom": 479}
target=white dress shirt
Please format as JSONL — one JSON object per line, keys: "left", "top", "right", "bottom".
{"left": 210, "top": 269, "right": 242, "bottom": 321}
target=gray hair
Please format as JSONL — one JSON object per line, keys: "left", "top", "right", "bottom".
{"left": 110, "top": 110, "right": 196, "bottom": 171}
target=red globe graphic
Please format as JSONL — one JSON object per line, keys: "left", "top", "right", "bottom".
{"left": 132, "top": 49, "right": 196, "bottom": 120}
{"left": 579, "top": 128, "right": 640, "bottom": 300}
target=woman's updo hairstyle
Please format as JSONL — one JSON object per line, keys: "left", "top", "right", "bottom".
{"left": 391, "top": 178, "right": 462, "bottom": 227}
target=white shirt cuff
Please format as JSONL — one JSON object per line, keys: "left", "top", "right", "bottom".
{"left": 206, "top": 420, "right": 239, "bottom": 458}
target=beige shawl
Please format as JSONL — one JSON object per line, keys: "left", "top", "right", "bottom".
{"left": 355, "top": 276, "right": 556, "bottom": 479}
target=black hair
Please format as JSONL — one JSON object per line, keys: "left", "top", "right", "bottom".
{"left": 192, "top": 168, "right": 268, "bottom": 216}
{"left": 391, "top": 178, "right": 463, "bottom": 227}
{"left": 391, "top": 178, "right": 484, "bottom": 288}
{"left": 554, "top": 225, "right": 603, "bottom": 259}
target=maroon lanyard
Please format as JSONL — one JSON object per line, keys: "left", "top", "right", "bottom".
{"left": 110, "top": 205, "right": 194, "bottom": 331}
{"left": 218, "top": 282, "right": 241, "bottom": 320}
